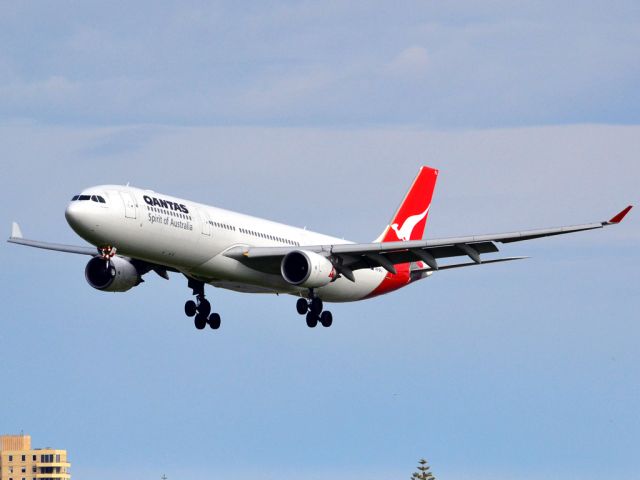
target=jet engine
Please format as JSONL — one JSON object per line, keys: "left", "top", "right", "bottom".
{"left": 280, "top": 250, "right": 336, "bottom": 289}
{"left": 85, "top": 256, "right": 142, "bottom": 292}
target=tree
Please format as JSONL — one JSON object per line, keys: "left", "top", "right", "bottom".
{"left": 411, "top": 458, "right": 436, "bottom": 480}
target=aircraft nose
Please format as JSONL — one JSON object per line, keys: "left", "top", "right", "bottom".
{"left": 65, "top": 201, "right": 88, "bottom": 233}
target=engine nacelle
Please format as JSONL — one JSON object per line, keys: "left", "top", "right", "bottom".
{"left": 281, "top": 250, "right": 336, "bottom": 289}
{"left": 85, "top": 256, "right": 141, "bottom": 292}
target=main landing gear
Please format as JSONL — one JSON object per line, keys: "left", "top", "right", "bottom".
{"left": 296, "top": 291, "right": 333, "bottom": 328}
{"left": 184, "top": 278, "right": 221, "bottom": 330}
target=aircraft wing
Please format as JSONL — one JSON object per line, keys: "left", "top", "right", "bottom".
{"left": 7, "top": 221, "right": 178, "bottom": 280}
{"left": 224, "top": 206, "right": 633, "bottom": 279}
{"left": 7, "top": 222, "right": 97, "bottom": 255}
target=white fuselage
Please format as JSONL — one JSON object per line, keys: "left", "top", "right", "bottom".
{"left": 65, "top": 185, "right": 392, "bottom": 302}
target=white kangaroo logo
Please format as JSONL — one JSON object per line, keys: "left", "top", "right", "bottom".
{"left": 390, "top": 205, "right": 430, "bottom": 241}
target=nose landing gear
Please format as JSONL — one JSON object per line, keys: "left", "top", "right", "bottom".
{"left": 296, "top": 291, "right": 333, "bottom": 328}
{"left": 185, "top": 278, "right": 221, "bottom": 330}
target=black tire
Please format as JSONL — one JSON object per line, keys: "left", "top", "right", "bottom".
{"left": 194, "top": 313, "right": 207, "bottom": 330}
{"left": 320, "top": 311, "right": 333, "bottom": 328}
{"left": 208, "top": 313, "right": 221, "bottom": 329}
{"left": 306, "top": 312, "right": 318, "bottom": 328}
{"left": 198, "top": 299, "right": 211, "bottom": 317}
{"left": 296, "top": 298, "right": 309, "bottom": 315}
{"left": 184, "top": 300, "right": 197, "bottom": 317}
{"left": 310, "top": 298, "right": 323, "bottom": 315}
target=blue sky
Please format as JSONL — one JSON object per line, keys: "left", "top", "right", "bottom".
{"left": 0, "top": 2, "right": 639, "bottom": 480}
{"left": 2, "top": 1, "right": 640, "bottom": 127}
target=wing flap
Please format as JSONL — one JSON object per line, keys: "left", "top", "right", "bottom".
{"left": 414, "top": 256, "right": 528, "bottom": 272}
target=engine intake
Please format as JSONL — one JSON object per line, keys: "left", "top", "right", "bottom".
{"left": 281, "top": 250, "right": 335, "bottom": 289}
{"left": 85, "top": 256, "right": 141, "bottom": 292}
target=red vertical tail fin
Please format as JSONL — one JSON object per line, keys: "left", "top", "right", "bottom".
{"left": 375, "top": 166, "right": 439, "bottom": 243}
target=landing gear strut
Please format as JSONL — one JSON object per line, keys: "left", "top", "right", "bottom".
{"left": 185, "top": 278, "right": 221, "bottom": 330}
{"left": 296, "top": 290, "right": 333, "bottom": 328}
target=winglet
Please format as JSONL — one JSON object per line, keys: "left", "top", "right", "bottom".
{"left": 606, "top": 205, "right": 633, "bottom": 225}
{"left": 11, "top": 222, "right": 23, "bottom": 239}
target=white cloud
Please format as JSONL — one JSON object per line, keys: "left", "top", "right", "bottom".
{"left": 237, "top": 66, "right": 341, "bottom": 114}
{"left": 1, "top": 2, "right": 639, "bottom": 126}
{"left": 0, "top": 75, "right": 78, "bottom": 103}
{"left": 387, "top": 46, "right": 430, "bottom": 78}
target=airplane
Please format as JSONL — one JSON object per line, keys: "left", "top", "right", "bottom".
{"left": 7, "top": 166, "right": 632, "bottom": 331}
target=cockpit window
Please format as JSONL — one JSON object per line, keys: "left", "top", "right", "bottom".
{"left": 72, "top": 194, "right": 105, "bottom": 202}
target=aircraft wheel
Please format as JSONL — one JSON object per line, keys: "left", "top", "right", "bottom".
{"left": 310, "top": 298, "right": 323, "bottom": 315}
{"left": 194, "top": 313, "right": 207, "bottom": 330}
{"left": 296, "top": 298, "right": 309, "bottom": 315}
{"left": 306, "top": 312, "right": 318, "bottom": 328}
{"left": 208, "top": 313, "right": 221, "bottom": 330}
{"left": 185, "top": 300, "right": 197, "bottom": 317}
{"left": 320, "top": 311, "right": 333, "bottom": 328}
{"left": 198, "top": 298, "right": 211, "bottom": 317}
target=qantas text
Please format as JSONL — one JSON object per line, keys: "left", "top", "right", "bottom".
{"left": 143, "top": 195, "right": 189, "bottom": 214}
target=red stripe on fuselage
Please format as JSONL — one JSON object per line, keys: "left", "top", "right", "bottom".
{"left": 364, "top": 263, "right": 411, "bottom": 299}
